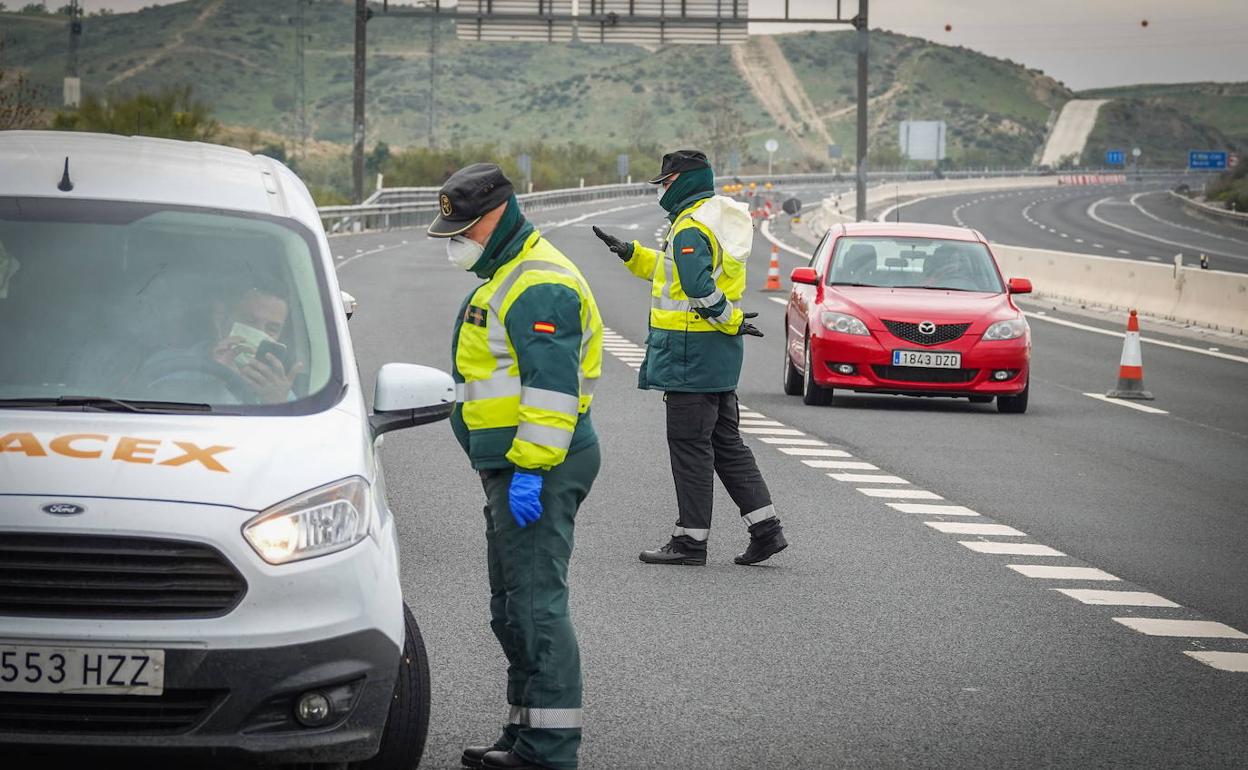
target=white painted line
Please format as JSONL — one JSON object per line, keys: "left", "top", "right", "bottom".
{"left": 538, "top": 201, "right": 651, "bottom": 231}
{"left": 776, "top": 447, "right": 850, "bottom": 456}
{"left": 739, "top": 419, "right": 786, "bottom": 427}
{"left": 768, "top": 296, "right": 788, "bottom": 306}
{"left": 1083, "top": 393, "right": 1170, "bottom": 414}
{"left": 959, "top": 541, "right": 1065, "bottom": 557}
{"left": 1146, "top": 256, "right": 1162, "bottom": 262}
{"left": 759, "top": 219, "right": 810, "bottom": 257}
{"left": 1113, "top": 618, "right": 1248, "bottom": 639}
{"left": 1088, "top": 194, "right": 1245, "bottom": 260}
{"left": 1025, "top": 313, "right": 1248, "bottom": 364}
{"left": 740, "top": 427, "right": 806, "bottom": 436}
{"left": 925, "top": 522, "right": 1025, "bottom": 536}
{"left": 888, "top": 503, "right": 979, "bottom": 516}
{"left": 1092, "top": 243, "right": 1104, "bottom": 248}
{"left": 1008, "top": 565, "right": 1119, "bottom": 581}
{"left": 758, "top": 437, "right": 827, "bottom": 446}
{"left": 1117, "top": 249, "right": 1130, "bottom": 255}
{"left": 829, "top": 473, "right": 908, "bottom": 484}
{"left": 1074, "top": 238, "right": 1084, "bottom": 244}
{"left": 860, "top": 488, "right": 943, "bottom": 500}
{"left": 739, "top": 412, "right": 767, "bottom": 419}
{"left": 801, "top": 460, "right": 878, "bottom": 470}
{"left": 1052, "top": 589, "right": 1179, "bottom": 607}
{"left": 1184, "top": 651, "right": 1248, "bottom": 673}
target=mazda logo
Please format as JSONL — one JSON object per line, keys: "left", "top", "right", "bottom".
{"left": 918, "top": 321, "right": 937, "bottom": 335}
{"left": 42, "top": 502, "right": 86, "bottom": 516}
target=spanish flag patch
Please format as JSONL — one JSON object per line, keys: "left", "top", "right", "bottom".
{"left": 680, "top": 246, "right": 695, "bottom": 254}
{"left": 533, "top": 322, "right": 557, "bottom": 334}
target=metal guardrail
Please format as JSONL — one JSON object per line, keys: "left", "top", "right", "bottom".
{"left": 321, "top": 168, "right": 1217, "bottom": 235}
{"left": 1170, "top": 190, "right": 1248, "bottom": 230}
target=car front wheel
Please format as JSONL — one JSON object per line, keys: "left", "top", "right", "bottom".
{"left": 782, "top": 341, "right": 803, "bottom": 396}
{"left": 355, "top": 602, "right": 431, "bottom": 770}
{"left": 997, "top": 378, "right": 1029, "bottom": 414}
{"left": 801, "top": 336, "right": 833, "bottom": 406}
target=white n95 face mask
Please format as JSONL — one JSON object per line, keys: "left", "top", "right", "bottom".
{"left": 446, "top": 235, "right": 484, "bottom": 269}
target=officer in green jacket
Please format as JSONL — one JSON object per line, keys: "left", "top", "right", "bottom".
{"left": 593, "top": 149, "right": 788, "bottom": 567}
{"left": 428, "top": 163, "right": 602, "bottom": 770}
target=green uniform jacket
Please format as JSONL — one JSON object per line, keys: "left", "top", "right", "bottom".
{"left": 630, "top": 191, "right": 744, "bottom": 393}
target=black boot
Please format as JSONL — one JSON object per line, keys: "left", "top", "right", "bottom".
{"left": 639, "top": 540, "right": 706, "bottom": 566}
{"left": 735, "top": 522, "right": 787, "bottom": 565}
{"left": 463, "top": 744, "right": 506, "bottom": 768}
{"left": 482, "top": 750, "right": 556, "bottom": 770}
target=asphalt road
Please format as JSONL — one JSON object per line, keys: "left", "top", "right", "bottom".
{"left": 327, "top": 195, "right": 1248, "bottom": 769}
{"left": 890, "top": 182, "right": 1248, "bottom": 273}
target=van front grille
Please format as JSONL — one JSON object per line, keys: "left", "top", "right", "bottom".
{"left": 0, "top": 689, "right": 223, "bottom": 735}
{"left": 0, "top": 533, "right": 246, "bottom": 619}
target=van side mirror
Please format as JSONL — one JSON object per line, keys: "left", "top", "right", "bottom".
{"left": 1007, "top": 278, "right": 1033, "bottom": 295}
{"left": 790, "top": 267, "right": 818, "bottom": 285}
{"left": 341, "top": 290, "right": 358, "bottom": 320}
{"left": 370, "top": 363, "right": 455, "bottom": 437}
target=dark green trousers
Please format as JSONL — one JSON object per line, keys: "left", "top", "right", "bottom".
{"left": 480, "top": 442, "right": 600, "bottom": 770}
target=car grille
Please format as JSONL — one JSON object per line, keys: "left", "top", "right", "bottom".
{"left": 883, "top": 320, "right": 971, "bottom": 346}
{"left": 0, "top": 533, "right": 247, "bottom": 619}
{"left": 0, "top": 689, "right": 223, "bottom": 735}
{"left": 872, "top": 365, "right": 977, "bottom": 383}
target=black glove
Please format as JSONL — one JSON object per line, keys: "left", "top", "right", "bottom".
{"left": 592, "top": 226, "right": 633, "bottom": 261}
{"left": 736, "top": 312, "right": 764, "bottom": 338}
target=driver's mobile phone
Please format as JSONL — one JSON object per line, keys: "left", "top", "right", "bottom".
{"left": 254, "top": 339, "right": 292, "bottom": 370}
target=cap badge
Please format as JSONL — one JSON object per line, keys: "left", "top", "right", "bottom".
{"left": 440, "top": 193, "right": 453, "bottom": 217}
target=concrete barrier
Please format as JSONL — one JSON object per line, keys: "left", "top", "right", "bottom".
{"left": 992, "top": 244, "right": 1248, "bottom": 334}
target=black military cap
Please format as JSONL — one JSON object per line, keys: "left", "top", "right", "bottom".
{"left": 427, "top": 162, "right": 514, "bottom": 237}
{"left": 648, "top": 149, "right": 710, "bottom": 184}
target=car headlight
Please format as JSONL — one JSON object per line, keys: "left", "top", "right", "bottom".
{"left": 820, "top": 311, "right": 870, "bottom": 336}
{"left": 243, "top": 477, "right": 372, "bottom": 565}
{"left": 983, "top": 318, "right": 1027, "bottom": 341}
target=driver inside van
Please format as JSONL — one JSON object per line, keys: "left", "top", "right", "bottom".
{"left": 136, "top": 284, "right": 304, "bottom": 404}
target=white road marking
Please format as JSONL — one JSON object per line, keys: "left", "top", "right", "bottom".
{"left": 925, "top": 522, "right": 1025, "bottom": 536}
{"left": 1131, "top": 191, "right": 1248, "bottom": 247}
{"left": 1146, "top": 256, "right": 1162, "bottom": 262}
{"left": 1053, "top": 589, "right": 1179, "bottom": 607}
{"left": 739, "top": 419, "right": 786, "bottom": 427}
{"left": 888, "top": 503, "right": 979, "bottom": 516}
{"left": 829, "top": 473, "right": 908, "bottom": 484}
{"left": 1083, "top": 393, "right": 1170, "bottom": 414}
{"left": 1024, "top": 313, "right": 1248, "bottom": 364}
{"left": 1184, "top": 651, "right": 1248, "bottom": 673}
{"left": 1008, "top": 565, "right": 1119, "bottom": 581}
{"left": 538, "top": 202, "right": 651, "bottom": 231}
{"left": 1092, "top": 243, "right": 1104, "bottom": 248}
{"left": 1116, "top": 249, "right": 1130, "bottom": 254}
{"left": 1074, "top": 238, "right": 1084, "bottom": 243}
{"left": 1113, "top": 618, "right": 1248, "bottom": 639}
{"left": 759, "top": 437, "right": 827, "bottom": 446}
{"left": 776, "top": 447, "right": 850, "bottom": 456}
{"left": 768, "top": 296, "right": 788, "bottom": 305}
{"left": 860, "top": 488, "right": 943, "bottom": 499}
{"left": 739, "top": 411, "right": 767, "bottom": 419}
{"left": 960, "top": 541, "right": 1065, "bottom": 557}
{"left": 801, "top": 460, "right": 879, "bottom": 470}
{"left": 740, "top": 427, "right": 806, "bottom": 436}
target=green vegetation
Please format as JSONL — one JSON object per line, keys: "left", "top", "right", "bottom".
{"left": 1080, "top": 82, "right": 1248, "bottom": 150}
{"left": 1204, "top": 158, "right": 1248, "bottom": 212}
{"left": 51, "top": 84, "right": 219, "bottom": 140}
{"left": 1080, "top": 99, "right": 1233, "bottom": 168}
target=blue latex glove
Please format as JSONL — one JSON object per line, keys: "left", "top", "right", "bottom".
{"left": 508, "top": 470, "right": 544, "bottom": 528}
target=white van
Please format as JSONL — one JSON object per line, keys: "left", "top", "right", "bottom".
{"left": 0, "top": 131, "right": 451, "bottom": 768}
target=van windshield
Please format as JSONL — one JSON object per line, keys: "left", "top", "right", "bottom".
{"left": 0, "top": 198, "right": 342, "bottom": 415}
{"left": 827, "top": 236, "right": 1004, "bottom": 293}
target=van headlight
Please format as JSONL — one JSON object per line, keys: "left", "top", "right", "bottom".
{"left": 243, "top": 477, "right": 372, "bottom": 565}
{"left": 983, "top": 318, "right": 1027, "bottom": 341}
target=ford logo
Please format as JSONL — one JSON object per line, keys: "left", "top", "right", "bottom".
{"left": 918, "top": 321, "right": 937, "bottom": 335}
{"left": 41, "top": 502, "right": 86, "bottom": 516}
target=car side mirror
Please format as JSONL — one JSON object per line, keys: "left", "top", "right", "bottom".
{"left": 369, "top": 363, "right": 455, "bottom": 437}
{"left": 341, "top": 290, "right": 358, "bottom": 320}
{"left": 790, "top": 267, "right": 819, "bottom": 285}
{"left": 1007, "top": 278, "right": 1033, "bottom": 295}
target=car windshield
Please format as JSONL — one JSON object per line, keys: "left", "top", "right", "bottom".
{"left": 0, "top": 198, "right": 341, "bottom": 415}
{"left": 826, "top": 236, "right": 1004, "bottom": 293}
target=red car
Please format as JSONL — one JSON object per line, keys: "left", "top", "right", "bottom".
{"left": 782, "top": 222, "right": 1032, "bottom": 413}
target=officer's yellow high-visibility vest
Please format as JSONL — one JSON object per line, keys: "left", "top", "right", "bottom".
{"left": 626, "top": 197, "right": 749, "bottom": 335}
{"left": 454, "top": 231, "right": 602, "bottom": 470}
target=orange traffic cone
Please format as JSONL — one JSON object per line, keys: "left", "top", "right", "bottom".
{"left": 762, "top": 245, "right": 782, "bottom": 291}
{"left": 1106, "top": 309, "right": 1154, "bottom": 400}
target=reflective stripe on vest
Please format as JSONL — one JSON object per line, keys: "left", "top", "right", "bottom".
{"left": 509, "top": 705, "right": 583, "bottom": 729}
{"left": 648, "top": 201, "right": 745, "bottom": 332}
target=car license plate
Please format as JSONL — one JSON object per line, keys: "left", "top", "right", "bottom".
{"left": 0, "top": 643, "right": 164, "bottom": 696}
{"left": 892, "top": 350, "right": 962, "bottom": 369}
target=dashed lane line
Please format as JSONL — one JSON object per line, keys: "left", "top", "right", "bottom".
{"left": 776, "top": 447, "right": 850, "bottom": 457}
{"left": 1113, "top": 618, "right": 1248, "bottom": 639}
{"left": 1008, "top": 565, "right": 1119, "bottom": 581}
{"left": 1083, "top": 393, "right": 1170, "bottom": 415}
{"left": 926, "top": 522, "right": 1026, "bottom": 536}
{"left": 1054, "top": 589, "right": 1179, "bottom": 607}
{"left": 960, "top": 541, "right": 1065, "bottom": 557}
{"left": 831, "top": 473, "right": 908, "bottom": 484}
{"left": 888, "top": 502, "right": 979, "bottom": 516}
{"left": 1184, "top": 652, "right": 1248, "bottom": 672}
{"left": 1088, "top": 195, "right": 1247, "bottom": 261}
{"left": 801, "top": 460, "right": 879, "bottom": 470}
{"left": 859, "top": 488, "right": 943, "bottom": 500}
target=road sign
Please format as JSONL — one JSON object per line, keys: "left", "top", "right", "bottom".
{"left": 827, "top": 144, "right": 843, "bottom": 159}
{"left": 1229, "top": 152, "right": 1240, "bottom": 169}
{"left": 765, "top": 139, "right": 779, "bottom": 154}
{"left": 1106, "top": 150, "right": 1125, "bottom": 165}
{"left": 617, "top": 153, "right": 629, "bottom": 180}
{"left": 1132, "top": 147, "right": 1142, "bottom": 159}
{"left": 1189, "top": 151, "right": 1228, "bottom": 170}
{"left": 517, "top": 153, "right": 532, "bottom": 182}
{"left": 899, "top": 121, "right": 947, "bottom": 161}
{"left": 456, "top": 0, "right": 748, "bottom": 44}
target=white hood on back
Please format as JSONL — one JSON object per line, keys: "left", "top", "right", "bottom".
{"left": 689, "top": 195, "right": 755, "bottom": 261}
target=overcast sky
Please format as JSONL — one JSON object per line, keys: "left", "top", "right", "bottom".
{"left": 66, "top": 0, "right": 1247, "bottom": 90}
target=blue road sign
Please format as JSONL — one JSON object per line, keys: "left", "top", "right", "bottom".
{"left": 1106, "top": 150, "right": 1125, "bottom": 165}
{"left": 1189, "top": 151, "right": 1228, "bottom": 170}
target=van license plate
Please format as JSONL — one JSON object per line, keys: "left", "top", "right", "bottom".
{"left": 0, "top": 644, "right": 164, "bottom": 695}
{"left": 892, "top": 350, "right": 962, "bottom": 369}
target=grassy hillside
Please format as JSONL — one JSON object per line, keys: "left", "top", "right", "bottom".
{"left": 1080, "top": 100, "right": 1235, "bottom": 168}
{"left": 1080, "top": 82, "right": 1248, "bottom": 150}
{"left": 3, "top": 0, "right": 1074, "bottom": 167}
